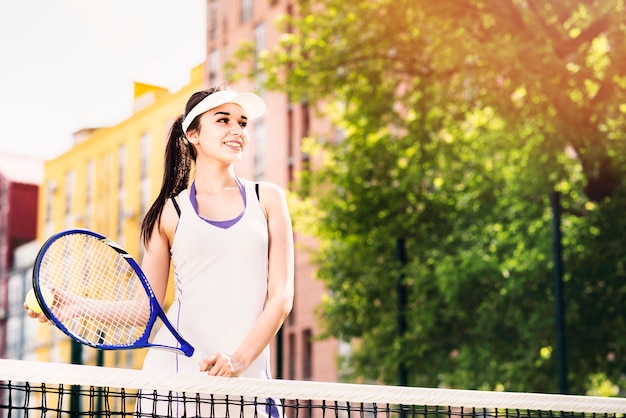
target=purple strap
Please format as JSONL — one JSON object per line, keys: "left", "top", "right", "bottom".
{"left": 189, "top": 179, "right": 246, "bottom": 229}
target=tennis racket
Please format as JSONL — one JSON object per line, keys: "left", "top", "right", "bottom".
{"left": 32, "top": 228, "right": 204, "bottom": 362}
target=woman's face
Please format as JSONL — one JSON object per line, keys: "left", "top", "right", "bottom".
{"left": 188, "top": 102, "right": 250, "bottom": 162}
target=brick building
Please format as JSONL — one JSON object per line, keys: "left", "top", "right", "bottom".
{"left": 0, "top": 154, "right": 43, "bottom": 358}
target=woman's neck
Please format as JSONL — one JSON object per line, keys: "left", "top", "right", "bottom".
{"left": 192, "top": 164, "right": 238, "bottom": 194}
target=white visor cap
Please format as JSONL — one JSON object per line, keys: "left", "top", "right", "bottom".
{"left": 181, "top": 90, "right": 267, "bottom": 133}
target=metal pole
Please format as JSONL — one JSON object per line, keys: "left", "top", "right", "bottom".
{"left": 550, "top": 191, "right": 568, "bottom": 394}
{"left": 96, "top": 348, "right": 104, "bottom": 417}
{"left": 70, "top": 340, "right": 83, "bottom": 416}
{"left": 396, "top": 237, "right": 408, "bottom": 387}
{"left": 275, "top": 326, "right": 284, "bottom": 379}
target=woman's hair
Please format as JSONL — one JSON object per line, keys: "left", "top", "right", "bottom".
{"left": 140, "top": 86, "right": 225, "bottom": 246}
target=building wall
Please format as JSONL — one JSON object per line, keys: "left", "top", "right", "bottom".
{"left": 1, "top": 181, "right": 39, "bottom": 356}
{"left": 205, "top": 0, "right": 340, "bottom": 382}
{"left": 7, "top": 183, "right": 39, "bottom": 252}
{"left": 0, "top": 159, "right": 40, "bottom": 358}
{"left": 0, "top": 180, "right": 39, "bottom": 270}
{"left": 4, "top": 241, "right": 43, "bottom": 360}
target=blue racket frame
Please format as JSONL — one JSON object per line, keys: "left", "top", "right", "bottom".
{"left": 32, "top": 228, "right": 197, "bottom": 358}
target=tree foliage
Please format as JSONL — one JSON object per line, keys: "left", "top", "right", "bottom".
{"left": 234, "top": 0, "right": 626, "bottom": 393}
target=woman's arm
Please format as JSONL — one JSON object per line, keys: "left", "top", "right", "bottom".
{"left": 25, "top": 204, "right": 177, "bottom": 327}
{"left": 201, "top": 182, "right": 295, "bottom": 376}
{"left": 141, "top": 199, "right": 179, "bottom": 306}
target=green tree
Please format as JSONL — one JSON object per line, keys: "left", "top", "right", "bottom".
{"left": 234, "top": 0, "right": 626, "bottom": 393}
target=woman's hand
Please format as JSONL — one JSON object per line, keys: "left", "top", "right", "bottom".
{"left": 24, "top": 288, "right": 56, "bottom": 324}
{"left": 199, "top": 353, "right": 246, "bottom": 377}
{"left": 24, "top": 303, "right": 51, "bottom": 323}
{"left": 23, "top": 287, "right": 78, "bottom": 323}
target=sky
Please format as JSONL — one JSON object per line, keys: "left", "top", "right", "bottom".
{"left": 0, "top": 0, "right": 206, "bottom": 161}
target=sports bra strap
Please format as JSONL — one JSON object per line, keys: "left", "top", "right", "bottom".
{"left": 171, "top": 197, "right": 181, "bottom": 217}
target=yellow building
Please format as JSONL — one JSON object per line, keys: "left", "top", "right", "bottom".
{"left": 35, "top": 65, "right": 204, "bottom": 369}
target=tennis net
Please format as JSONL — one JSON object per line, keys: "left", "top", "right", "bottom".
{"left": 1, "top": 359, "right": 624, "bottom": 417}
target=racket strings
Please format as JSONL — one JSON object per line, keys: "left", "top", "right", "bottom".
{"left": 39, "top": 233, "right": 150, "bottom": 347}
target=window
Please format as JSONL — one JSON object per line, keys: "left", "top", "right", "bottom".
{"left": 44, "top": 179, "right": 56, "bottom": 234}
{"left": 208, "top": 49, "right": 220, "bottom": 86}
{"left": 140, "top": 133, "right": 150, "bottom": 179}
{"left": 116, "top": 145, "right": 126, "bottom": 245}
{"left": 302, "top": 329, "right": 313, "bottom": 380}
{"left": 287, "top": 107, "right": 294, "bottom": 183}
{"left": 254, "top": 23, "right": 267, "bottom": 85}
{"left": 241, "top": 0, "right": 253, "bottom": 23}
{"left": 300, "top": 105, "right": 312, "bottom": 196}
{"left": 6, "top": 316, "right": 21, "bottom": 360}
{"left": 140, "top": 133, "right": 151, "bottom": 218}
{"left": 286, "top": 268, "right": 296, "bottom": 326}
{"left": 254, "top": 22, "right": 266, "bottom": 56}
{"left": 118, "top": 145, "right": 126, "bottom": 187}
{"left": 85, "top": 159, "right": 95, "bottom": 229}
{"left": 64, "top": 170, "right": 75, "bottom": 229}
{"left": 97, "top": 153, "right": 112, "bottom": 235}
{"left": 208, "top": 0, "right": 218, "bottom": 40}
{"left": 301, "top": 103, "right": 310, "bottom": 137}
{"left": 288, "top": 332, "right": 296, "bottom": 380}
{"left": 253, "top": 118, "right": 266, "bottom": 180}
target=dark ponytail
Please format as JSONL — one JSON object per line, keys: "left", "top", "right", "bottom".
{"left": 141, "top": 86, "right": 225, "bottom": 247}
{"left": 141, "top": 116, "right": 195, "bottom": 246}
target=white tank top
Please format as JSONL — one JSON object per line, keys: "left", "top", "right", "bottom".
{"left": 141, "top": 178, "right": 271, "bottom": 379}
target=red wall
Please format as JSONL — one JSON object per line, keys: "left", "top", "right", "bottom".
{"left": 4, "top": 182, "right": 38, "bottom": 267}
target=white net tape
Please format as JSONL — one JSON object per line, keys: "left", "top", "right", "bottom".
{"left": 1, "top": 359, "right": 624, "bottom": 414}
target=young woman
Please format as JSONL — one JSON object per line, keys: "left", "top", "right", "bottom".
{"left": 136, "top": 87, "right": 294, "bottom": 416}
{"left": 139, "top": 86, "right": 294, "bottom": 379}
